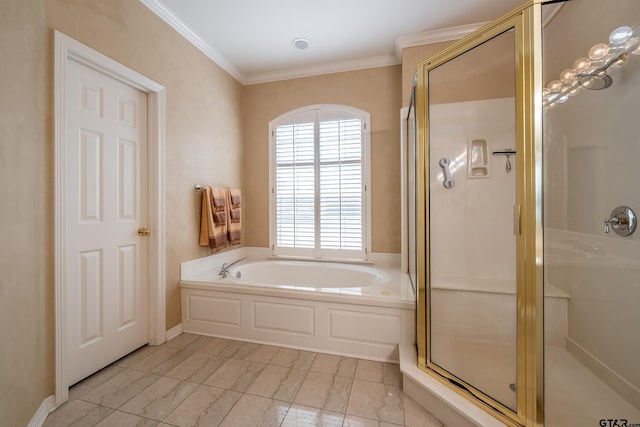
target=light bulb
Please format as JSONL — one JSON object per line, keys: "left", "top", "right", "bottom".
{"left": 557, "top": 95, "right": 569, "bottom": 104}
{"left": 573, "top": 57, "right": 591, "bottom": 72}
{"left": 623, "top": 25, "right": 640, "bottom": 54}
{"left": 560, "top": 68, "right": 576, "bottom": 82}
{"left": 547, "top": 80, "right": 563, "bottom": 92}
{"left": 609, "top": 26, "right": 633, "bottom": 45}
{"left": 589, "top": 43, "right": 610, "bottom": 60}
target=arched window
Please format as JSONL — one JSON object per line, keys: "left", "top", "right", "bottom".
{"left": 269, "top": 105, "right": 371, "bottom": 260}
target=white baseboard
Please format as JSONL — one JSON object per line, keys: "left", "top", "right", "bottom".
{"left": 165, "top": 323, "right": 183, "bottom": 341}
{"left": 27, "top": 395, "right": 56, "bottom": 427}
{"left": 567, "top": 337, "right": 640, "bottom": 409}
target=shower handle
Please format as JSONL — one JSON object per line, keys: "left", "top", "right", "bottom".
{"left": 603, "top": 217, "right": 621, "bottom": 233}
{"left": 603, "top": 206, "right": 636, "bottom": 236}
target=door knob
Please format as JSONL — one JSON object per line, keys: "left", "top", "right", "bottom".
{"left": 137, "top": 227, "right": 151, "bottom": 237}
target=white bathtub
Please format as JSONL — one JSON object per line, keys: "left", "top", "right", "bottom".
{"left": 225, "top": 260, "right": 387, "bottom": 288}
{"left": 180, "top": 254, "right": 415, "bottom": 362}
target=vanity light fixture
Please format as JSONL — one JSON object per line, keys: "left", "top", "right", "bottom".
{"left": 543, "top": 24, "right": 640, "bottom": 109}
{"left": 292, "top": 37, "right": 310, "bottom": 50}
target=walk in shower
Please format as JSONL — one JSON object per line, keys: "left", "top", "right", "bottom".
{"left": 410, "top": 1, "right": 640, "bottom": 426}
{"left": 543, "top": 0, "right": 640, "bottom": 425}
{"left": 414, "top": 4, "right": 543, "bottom": 425}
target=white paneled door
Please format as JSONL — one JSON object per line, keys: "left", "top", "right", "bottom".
{"left": 65, "top": 59, "right": 149, "bottom": 386}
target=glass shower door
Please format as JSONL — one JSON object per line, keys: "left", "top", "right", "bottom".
{"left": 426, "top": 27, "right": 519, "bottom": 412}
{"left": 415, "top": 5, "right": 544, "bottom": 423}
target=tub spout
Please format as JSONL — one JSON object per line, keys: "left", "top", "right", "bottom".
{"left": 219, "top": 257, "right": 247, "bottom": 277}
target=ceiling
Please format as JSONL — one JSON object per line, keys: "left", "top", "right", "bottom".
{"left": 140, "top": 0, "right": 526, "bottom": 85}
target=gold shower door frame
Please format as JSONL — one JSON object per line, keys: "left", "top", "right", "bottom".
{"left": 415, "top": 2, "right": 545, "bottom": 426}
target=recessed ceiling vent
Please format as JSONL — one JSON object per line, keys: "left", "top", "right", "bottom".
{"left": 293, "top": 38, "right": 310, "bottom": 50}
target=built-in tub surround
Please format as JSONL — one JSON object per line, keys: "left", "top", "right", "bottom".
{"left": 180, "top": 248, "right": 415, "bottom": 363}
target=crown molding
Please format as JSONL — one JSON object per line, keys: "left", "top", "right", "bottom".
{"left": 140, "top": 0, "right": 516, "bottom": 85}
{"left": 139, "top": 0, "right": 247, "bottom": 83}
{"left": 244, "top": 54, "right": 399, "bottom": 85}
{"left": 394, "top": 22, "right": 487, "bottom": 60}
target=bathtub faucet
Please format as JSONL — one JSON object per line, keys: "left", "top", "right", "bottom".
{"left": 219, "top": 257, "right": 247, "bottom": 278}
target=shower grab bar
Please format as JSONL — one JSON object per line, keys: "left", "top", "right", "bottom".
{"left": 439, "top": 157, "right": 454, "bottom": 189}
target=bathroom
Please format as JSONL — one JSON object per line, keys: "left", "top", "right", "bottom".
{"left": 3, "top": 0, "right": 640, "bottom": 426}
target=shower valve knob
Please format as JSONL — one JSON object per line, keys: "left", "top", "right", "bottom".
{"left": 603, "top": 217, "right": 620, "bottom": 233}
{"left": 603, "top": 206, "right": 636, "bottom": 236}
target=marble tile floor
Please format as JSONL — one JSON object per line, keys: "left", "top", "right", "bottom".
{"left": 45, "top": 333, "right": 445, "bottom": 427}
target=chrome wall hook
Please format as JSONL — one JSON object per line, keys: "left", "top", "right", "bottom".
{"left": 492, "top": 149, "right": 516, "bottom": 174}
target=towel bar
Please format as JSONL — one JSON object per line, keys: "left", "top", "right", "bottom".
{"left": 194, "top": 184, "right": 202, "bottom": 192}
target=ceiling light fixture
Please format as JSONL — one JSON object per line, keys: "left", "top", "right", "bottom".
{"left": 293, "top": 38, "right": 310, "bottom": 50}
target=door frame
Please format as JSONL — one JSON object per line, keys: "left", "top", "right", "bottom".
{"left": 54, "top": 31, "right": 166, "bottom": 406}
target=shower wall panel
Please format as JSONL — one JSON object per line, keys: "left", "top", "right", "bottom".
{"left": 429, "top": 97, "right": 516, "bottom": 282}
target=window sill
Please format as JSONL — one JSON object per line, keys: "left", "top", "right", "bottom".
{"left": 267, "top": 254, "right": 372, "bottom": 265}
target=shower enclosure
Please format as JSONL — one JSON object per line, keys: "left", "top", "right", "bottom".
{"left": 414, "top": 3, "right": 543, "bottom": 425}
{"left": 543, "top": 0, "right": 640, "bottom": 425}
{"left": 410, "top": 1, "right": 640, "bottom": 426}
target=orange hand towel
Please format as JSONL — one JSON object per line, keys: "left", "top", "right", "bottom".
{"left": 200, "top": 186, "right": 229, "bottom": 251}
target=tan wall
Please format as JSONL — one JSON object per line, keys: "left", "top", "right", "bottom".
{"left": 404, "top": 36, "right": 515, "bottom": 108}
{"left": 0, "top": 1, "right": 50, "bottom": 426}
{"left": 243, "top": 66, "right": 402, "bottom": 253}
{"left": 428, "top": 31, "right": 516, "bottom": 104}
{"left": 45, "top": 0, "right": 244, "bottom": 329}
{"left": 1, "top": 0, "right": 243, "bottom": 423}
{"left": 402, "top": 42, "right": 453, "bottom": 106}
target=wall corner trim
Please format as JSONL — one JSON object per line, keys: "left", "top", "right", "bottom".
{"left": 27, "top": 395, "right": 56, "bottom": 427}
{"left": 394, "top": 22, "right": 487, "bottom": 59}
{"left": 166, "top": 323, "right": 184, "bottom": 341}
{"left": 139, "top": 0, "right": 246, "bottom": 83}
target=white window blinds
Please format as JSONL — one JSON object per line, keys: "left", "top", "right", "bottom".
{"left": 271, "top": 106, "right": 368, "bottom": 259}
{"left": 275, "top": 121, "right": 316, "bottom": 249}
